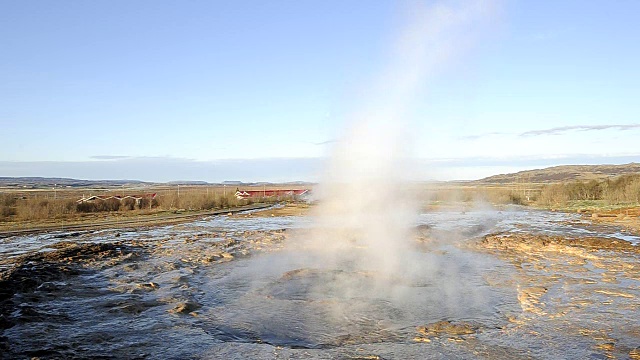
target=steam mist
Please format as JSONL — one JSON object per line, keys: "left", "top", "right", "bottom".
{"left": 299, "top": 1, "right": 497, "bottom": 281}
{"left": 210, "top": 1, "right": 502, "bottom": 349}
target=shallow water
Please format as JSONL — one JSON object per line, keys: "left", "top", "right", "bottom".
{"left": 418, "top": 205, "right": 640, "bottom": 244}
{"left": 1, "top": 207, "right": 639, "bottom": 359}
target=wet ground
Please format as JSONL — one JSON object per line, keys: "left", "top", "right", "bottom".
{"left": 1, "top": 206, "right": 639, "bottom": 359}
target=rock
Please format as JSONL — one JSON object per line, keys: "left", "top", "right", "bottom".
{"left": 518, "top": 286, "right": 548, "bottom": 314}
{"left": 36, "top": 281, "right": 63, "bottom": 292}
{"left": 416, "top": 320, "right": 477, "bottom": 337}
{"left": 0, "top": 314, "right": 13, "bottom": 329}
{"left": 477, "top": 233, "right": 640, "bottom": 254}
{"left": 203, "top": 252, "right": 234, "bottom": 263}
{"left": 52, "top": 232, "right": 82, "bottom": 239}
{"left": 413, "top": 336, "right": 431, "bottom": 343}
{"left": 169, "top": 301, "right": 201, "bottom": 314}
{"left": 594, "top": 342, "right": 615, "bottom": 351}
{"left": 629, "top": 347, "right": 640, "bottom": 360}
{"left": 123, "top": 264, "right": 138, "bottom": 272}
{"left": 136, "top": 282, "right": 159, "bottom": 290}
{"left": 592, "top": 213, "right": 617, "bottom": 218}
{"left": 109, "top": 300, "right": 160, "bottom": 315}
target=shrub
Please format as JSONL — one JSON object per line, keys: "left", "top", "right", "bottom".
{"left": 1, "top": 205, "right": 16, "bottom": 220}
{"left": 508, "top": 192, "right": 525, "bottom": 205}
{"left": 1, "top": 194, "right": 17, "bottom": 207}
{"left": 536, "top": 174, "right": 640, "bottom": 207}
{"left": 121, "top": 198, "right": 136, "bottom": 211}
{"left": 77, "top": 202, "right": 98, "bottom": 213}
{"left": 137, "top": 198, "right": 158, "bottom": 210}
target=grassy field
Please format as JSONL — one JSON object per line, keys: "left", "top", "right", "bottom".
{"left": 0, "top": 184, "right": 308, "bottom": 230}
{"left": 2, "top": 173, "right": 639, "bottom": 232}
{"left": 419, "top": 182, "right": 543, "bottom": 207}
{"left": 533, "top": 174, "right": 640, "bottom": 210}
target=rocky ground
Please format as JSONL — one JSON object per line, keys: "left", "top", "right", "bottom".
{"left": 468, "top": 232, "right": 640, "bottom": 359}
{"left": 588, "top": 207, "right": 640, "bottom": 234}
{"left": 1, "top": 207, "right": 639, "bottom": 359}
{"left": 0, "top": 222, "right": 289, "bottom": 359}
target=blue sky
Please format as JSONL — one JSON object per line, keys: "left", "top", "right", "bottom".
{"left": 1, "top": 1, "right": 639, "bottom": 182}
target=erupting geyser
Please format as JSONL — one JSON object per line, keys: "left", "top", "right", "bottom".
{"left": 302, "top": 0, "right": 497, "bottom": 278}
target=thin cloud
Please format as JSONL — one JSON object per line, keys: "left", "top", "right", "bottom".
{"left": 90, "top": 155, "right": 131, "bottom": 160}
{"left": 313, "top": 139, "right": 337, "bottom": 145}
{"left": 460, "top": 124, "right": 640, "bottom": 140}
{"left": 458, "top": 131, "right": 506, "bottom": 140}
{"left": 420, "top": 153, "right": 640, "bottom": 167}
{"left": 520, "top": 124, "right": 640, "bottom": 137}
{"left": 90, "top": 155, "right": 197, "bottom": 162}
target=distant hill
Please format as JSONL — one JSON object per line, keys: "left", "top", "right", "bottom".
{"left": 0, "top": 177, "right": 315, "bottom": 189}
{"left": 0, "top": 177, "right": 152, "bottom": 189}
{"left": 475, "top": 163, "right": 640, "bottom": 184}
{"left": 166, "top": 181, "right": 210, "bottom": 185}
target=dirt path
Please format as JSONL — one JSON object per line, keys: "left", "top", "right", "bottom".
{"left": 0, "top": 203, "right": 274, "bottom": 238}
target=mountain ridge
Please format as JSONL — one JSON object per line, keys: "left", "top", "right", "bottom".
{"left": 474, "top": 163, "right": 640, "bottom": 184}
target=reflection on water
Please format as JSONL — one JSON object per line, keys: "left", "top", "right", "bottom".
{"left": 1, "top": 207, "right": 639, "bottom": 359}
{"left": 419, "top": 205, "right": 640, "bottom": 244}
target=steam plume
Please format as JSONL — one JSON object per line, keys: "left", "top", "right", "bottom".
{"left": 302, "top": 0, "right": 497, "bottom": 278}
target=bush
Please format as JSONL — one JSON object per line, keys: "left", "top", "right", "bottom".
{"left": 77, "top": 199, "right": 120, "bottom": 213}
{"left": 218, "top": 195, "right": 229, "bottom": 209}
{"left": 121, "top": 198, "right": 136, "bottom": 211}
{"left": 536, "top": 174, "right": 640, "bottom": 207}
{"left": 137, "top": 198, "right": 158, "bottom": 210}
{"left": 1, "top": 194, "right": 17, "bottom": 207}
{"left": 77, "top": 202, "right": 98, "bottom": 213}
{"left": 602, "top": 174, "right": 640, "bottom": 204}
{"left": 508, "top": 192, "right": 525, "bottom": 205}
{"left": 0, "top": 194, "right": 18, "bottom": 221}
{"left": 1, "top": 205, "right": 16, "bottom": 220}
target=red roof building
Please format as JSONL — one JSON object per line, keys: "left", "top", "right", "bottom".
{"left": 77, "top": 193, "right": 156, "bottom": 204}
{"left": 235, "top": 189, "right": 309, "bottom": 200}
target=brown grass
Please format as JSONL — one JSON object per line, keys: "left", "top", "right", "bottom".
{"left": 535, "top": 174, "right": 640, "bottom": 208}
{"left": 232, "top": 203, "right": 311, "bottom": 218}
{"left": 420, "top": 175, "right": 640, "bottom": 210}
{"left": 0, "top": 185, "right": 307, "bottom": 224}
{"left": 421, "top": 183, "right": 541, "bottom": 207}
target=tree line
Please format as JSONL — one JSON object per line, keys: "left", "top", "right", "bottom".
{"left": 537, "top": 174, "right": 640, "bottom": 206}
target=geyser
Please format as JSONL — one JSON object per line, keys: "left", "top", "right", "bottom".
{"left": 301, "top": 0, "right": 497, "bottom": 278}
{"left": 197, "top": 0, "right": 503, "bottom": 350}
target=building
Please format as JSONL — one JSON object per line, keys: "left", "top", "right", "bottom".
{"left": 77, "top": 193, "right": 157, "bottom": 205}
{"left": 234, "top": 189, "right": 309, "bottom": 200}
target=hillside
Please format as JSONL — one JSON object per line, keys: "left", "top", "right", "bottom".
{"left": 475, "top": 163, "right": 640, "bottom": 184}
{"left": 0, "top": 177, "right": 153, "bottom": 189}
{"left": 0, "top": 177, "right": 315, "bottom": 189}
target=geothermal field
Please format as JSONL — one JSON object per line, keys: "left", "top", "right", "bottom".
{"left": 1, "top": 203, "right": 639, "bottom": 359}
{"left": 3, "top": 1, "right": 640, "bottom": 359}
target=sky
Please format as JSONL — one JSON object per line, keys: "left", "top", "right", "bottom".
{"left": 1, "top": 0, "right": 639, "bottom": 182}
